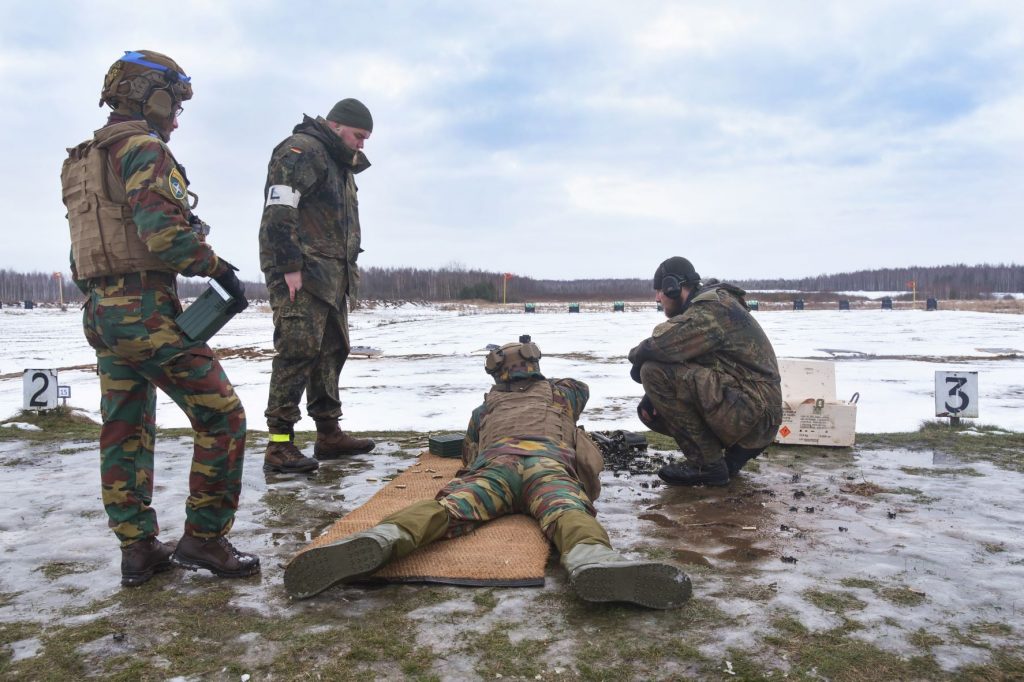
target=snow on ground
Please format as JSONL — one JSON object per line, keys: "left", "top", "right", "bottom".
{"left": 1, "top": 303, "right": 1022, "bottom": 433}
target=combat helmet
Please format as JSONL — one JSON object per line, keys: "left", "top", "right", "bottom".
{"left": 485, "top": 335, "right": 544, "bottom": 383}
{"left": 99, "top": 50, "right": 192, "bottom": 138}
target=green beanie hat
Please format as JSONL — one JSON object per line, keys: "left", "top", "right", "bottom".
{"left": 327, "top": 98, "right": 373, "bottom": 131}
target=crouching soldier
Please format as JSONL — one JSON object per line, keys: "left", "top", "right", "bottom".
{"left": 284, "top": 336, "right": 692, "bottom": 609}
{"left": 629, "top": 256, "right": 783, "bottom": 487}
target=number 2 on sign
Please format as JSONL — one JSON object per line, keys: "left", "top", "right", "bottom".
{"left": 29, "top": 372, "right": 50, "bottom": 407}
{"left": 945, "top": 376, "right": 969, "bottom": 413}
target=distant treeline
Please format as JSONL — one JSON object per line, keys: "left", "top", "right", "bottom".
{"left": 359, "top": 266, "right": 651, "bottom": 302}
{"left": 739, "top": 264, "right": 1024, "bottom": 300}
{"left": 1, "top": 262, "right": 1021, "bottom": 304}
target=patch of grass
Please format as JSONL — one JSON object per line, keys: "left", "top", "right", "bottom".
{"left": 5, "top": 616, "right": 118, "bottom": 678}
{"left": 764, "top": 614, "right": 943, "bottom": 681}
{"left": 575, "top": 633, "right": 710, "bottom": 680}
{"left": 841, "top": 481, "right": 886, "bottom": 496}
{"left": 860, "top": 423, "right": 1024, "bottom": 473}
{"left": 0, "top": 407, "right": 99, "bottom": 443}
{"left": 900, "top": 466, "right": 984, "bottom": 478}
{"left": 839, "top": 577, "right": 880, "bottom": 590}
{"left": 0, "top": 591, "right": 22, "bottom": 607}
{"left": 891, "top": 486, "right": 941, "bottom": 504}
{"left": 724, "top": 649, "right": 773, "bottom": 679}
{"left": 909, "top": 628, "right": 945, "bottom": 649}
{"left": 644, "top": 431, "right": 677, "bottom": 451}
{"left": 837, "top": 577, "right": 927, "bottom": 608}
{"left": 804, "top": 589, "right": 868, "bottom": 614}
{"left": 957, "top": 648, "right": 1024, "bottom": 681}
{"left": 983, "top": 542, "right": 1006, "bottom": 553}
{"left": 969, "top": 621, "right": 1013, "bottom": 638}
{"left": 877, "top": 585, "right": 927, "bottom": 607}
{"left": 730, "top": 581, "right": 779, "bottom": 602}
{"left": 0, "top": 621, "right": 41, "bottom": 647}
{"left": 36, "top": 561, "right": 93, "bottom": 580}
{"left": 472, "top": 589, "right": 498, "bottom": 611}
{"left": 466, "top": 624, "right": 547, "bottom": 679}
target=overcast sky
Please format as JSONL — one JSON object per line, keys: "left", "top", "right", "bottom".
{"left": 3, "top": 1, "right": 1023, "bottom": 283}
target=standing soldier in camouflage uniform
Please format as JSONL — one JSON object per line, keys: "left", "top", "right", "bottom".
{"left": 629, "top": 257, "right": 783, "bottom": 487}
{"left": 62, "top": 50, "right": 260, "bottom": 586}
{"left": 259, "top": 99, "right": 376, "bottom": 474}
{"left": 284, "top": 337, "right": 692, "bottom": 609}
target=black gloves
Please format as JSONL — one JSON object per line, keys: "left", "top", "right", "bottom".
{"left": 628, "top": 342, "right": 648, "bottom": 384}
{"left": 630, "top": 361, "right": 643, "bottom": 384}
{"left": 214, "top": 261, "right": 249, "bottom": 315}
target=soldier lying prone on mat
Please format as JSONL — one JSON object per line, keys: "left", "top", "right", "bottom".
{"left": 284, "top": 335, "right": 692, "bottom": 609}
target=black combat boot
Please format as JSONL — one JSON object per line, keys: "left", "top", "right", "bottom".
{"left": 313, "top": 420, "right": 375, "bottom": 460}
{"left": 120, "top": 536, "right": 176, "bottom": 587}
{"left": 658, "top": 458, "right": 730, "bottom": 487}
{"left": 724, "top": 445, "right": 766, "bottom": 477}
{"left": 171, "top": 534, "right": 261, "bottom": 578}
{"left": 264, "top": 438, "right": 319, "bottom": 473}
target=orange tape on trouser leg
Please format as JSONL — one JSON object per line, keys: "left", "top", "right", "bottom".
{"left": 381, "top": 499, "right": 451, "bottom": 558}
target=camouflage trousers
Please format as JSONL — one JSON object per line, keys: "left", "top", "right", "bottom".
{"left": 435, "top": 454, "right": 606, "bottom": 547}
{"left": 83, "top": 279, "right": 247, "bottom": 546}
{"left": 264, "top": 284, "right": 349, "bottom": 433}
{"left": 639, "top": 360, "right": 781, "bottom": 465}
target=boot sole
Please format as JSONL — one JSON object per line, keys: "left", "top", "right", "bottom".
{"left": 573, "top": 562, "right": 692, "bottom": 609}
{"left": 284, "top": 536, "right": 387, "bottom": 599}
{"left": 171, "top": 552, "right": 261, "bottom": 579}
{"left": 313, "top": 443, "right": 376, "bottom": 460}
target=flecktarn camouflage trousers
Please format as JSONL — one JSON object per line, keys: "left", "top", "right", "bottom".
{"left": 264, "top": 284, "right": 349, "bottom": 432}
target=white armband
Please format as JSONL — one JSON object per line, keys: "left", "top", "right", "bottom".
{"left": 266, "top": 185, "right": 301, "bottom": 208}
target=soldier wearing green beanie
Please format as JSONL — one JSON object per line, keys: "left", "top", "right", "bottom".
{"left": 259, "top": 99, "right": 376, "bottom": 474}
{"left": 327, "top": 98, "right": 373, "bottom": 132}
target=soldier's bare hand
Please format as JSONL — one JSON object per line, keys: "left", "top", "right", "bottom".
{"left": 284, "top": 271, "right": 303, "bottom": 302}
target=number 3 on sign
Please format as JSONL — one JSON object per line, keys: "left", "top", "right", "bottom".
{"left": 934, "top": 371, "right": 978, "bottom": 418}
{"left": 23, "top": 369, "right": 59, "bottom": 410}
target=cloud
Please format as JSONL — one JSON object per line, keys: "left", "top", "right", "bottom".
{"left": 3, "top": 1, "right": 1024, "bottom": 282}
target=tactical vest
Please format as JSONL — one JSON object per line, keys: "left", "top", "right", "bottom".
{"left": 478, "top": 380, "right": 577, "bottom": 453}
{"left": 62, "top": 121, "right": 175, "bottom": 279}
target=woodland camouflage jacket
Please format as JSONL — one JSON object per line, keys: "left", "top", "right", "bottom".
{"left": 258, "top": 115, "right": 370, "bottom": 310}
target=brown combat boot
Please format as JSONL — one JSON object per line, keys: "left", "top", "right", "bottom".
{"left": 121, "top": 536, "right": 176, "bottom": 587}
{"left": 264, "top": 438, "right": 320, "bottom": 473}
{"left": 171, "top": 534, "right": 261, "bottom": 578}
{"left": 313, "top": 420, "right": 375, "bottom": 460}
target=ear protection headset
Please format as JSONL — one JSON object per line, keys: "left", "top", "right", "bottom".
{"left": 660, "top": 274, "right": 683, "bottom": 300}
{"left": 119, "top": 51, "right": 189, "bottom": 125}
{"left": 143, "top": 87, "right": 176, "bottom": 122}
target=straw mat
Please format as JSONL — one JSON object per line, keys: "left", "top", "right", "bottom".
{"left": 296, "top": 452, "right": 551, "bottom": 586}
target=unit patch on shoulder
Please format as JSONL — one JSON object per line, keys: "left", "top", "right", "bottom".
{"left": 168, "top": 168, "right": 187, "bottom": 201}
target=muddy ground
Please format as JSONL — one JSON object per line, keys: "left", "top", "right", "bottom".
{"left": 0, "top": 414, "right": 1022, "bottom": 681}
